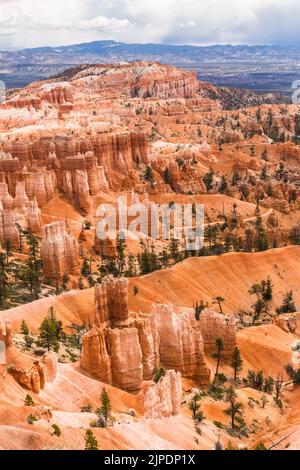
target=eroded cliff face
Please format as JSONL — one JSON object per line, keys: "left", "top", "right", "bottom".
{"left": 199, "top": 309, "right": 237, "bottom": 359}
{"left": 41, "top": 221, "right": 79, "bottom": 281}
{"left": 152, "top": 304, "right": 211, "bottom": 386}
{"left": 81, "top": 279, "right": 238, "bottom": 393}
{"left": 0, "top": 181, "right": 42, "bottom": 246}
{"left": 0, "top": 320, "right": 13, "bottom": 348}
{"left": 144, "top": 370, "right": 182, "bottom": 419}
{"left": 10, "top": 352, "right": 57, "bottom": 394}
{"left": 81, "top": 278, "right": 159, "bottom": 392}
{"left": 0, "top": 321, "right": 57, "bottom": 393}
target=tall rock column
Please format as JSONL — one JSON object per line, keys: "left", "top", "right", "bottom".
{"left": 144, "top": 370, "right": 182, "bottom": 419}
{"left": 107, "top": 327, "right": 143, "bottom": 393}
{"left": 199, "top": 309, "right": 237, "bottom": 359}
{"left": 152, "top": 304, "right": 210, "bottom": 386}
{"left": 41, "top": 221, "right": 79, "bottom": 281}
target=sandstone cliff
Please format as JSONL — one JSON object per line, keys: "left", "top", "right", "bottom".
{"left": 41, "top": 221, "right": 79, "bottom": 281}
{"left": 144, "top": 370, "right": 182, "bottom": 419}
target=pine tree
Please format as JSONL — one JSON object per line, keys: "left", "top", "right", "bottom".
{"left": 231, "top": 347, "right": 243, "bottom": 381}
{"left": 0, "top": 253, "right": 9, "bottom": 308}
{"left": 125, "top": 254, "right": 136, "bottom": 277}
{"left": 96, "top": 387, "right": 112, "bottom": 422}
{"left": 189, "top": 393, "right": 201, "bottom": 420}
{"left": 195, "top": 301, "right": 206, "bottom": 321}
{"left": 4, "top": 239, "right": 12, "bottom": 263}
{"left": 20, "top": 320, "right": 29, "bottom": 335}
{"left": 81, "top": 258, "right": 90, "bottom": 277}
{"left": 84, "top": 430, "right": 99, "bottom": 450}
{"left": 219, "top": 175, "right": 228, "bottom": 194}
{"left": 276, "top": 291, "right": 296, "bottom": 315}
{"left": 262, "top": 277, "right": 273, "bottom": 302}
{"left": 25, "top": 233, "right": 43, "bottom": 300}
{"left": 214, "top": 338, "right": 224, "bottom": 383}
{"left": 25, "top": 394, "right": 34, "bottom": 406}
{"left": 213, "top": 296, "right": 225, "bottom": 314}
{"left": 203, "top": 168, "right": 214, "bottom": 192}
{"left": 169, "top": 237, "right": 180, "bottom": 262}
{"left": 224, "top": 386, "right": 243, "bottom": 430}
{"left": 38, "top": 307, "right": 64, "bottom": 352}
{"left": 163, "top": 167, "right": 171, "bottom": 185}
{"left": 144, "top": 166, "right": 154, "bottom": 184}
{"left": 116, "top": 235, "right": 126, "bottom": 275}
{"left": 261, "top": 148, "right": 268, "bottom": 161}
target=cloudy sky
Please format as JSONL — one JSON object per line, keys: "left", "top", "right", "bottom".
{"left": 0, "top": 0, "right": 299, "bottom": 50}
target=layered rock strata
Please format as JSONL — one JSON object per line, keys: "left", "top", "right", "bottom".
{"left": 144, "top": 370, "right": 182, "bottom": 419}
{"left": 41, "top": 221, "right": 79, "bottom": 281}
{"left": 152, "top": 304, "right": 211, "bottom": 386}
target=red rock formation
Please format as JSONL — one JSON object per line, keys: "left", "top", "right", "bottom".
{"left": 199, "top": 309, "right": 237, "bottom": 359}
{"left": 0, "top": 209, "right": 20, "bottom": 248}
{"left": 132, "top": 315, "right": 160, "bottom": 381}
{"left": 81, "top": 278, "right": 158, "bottom": 392}
{"left": 152, "top": 304, "right": 210, "bottom": 386}
{"left": 41, "top": 221, "right": 79, "bottom": 281}
{"left": 10, "top": 352, "right": 57, "bottom": 394}
{"left": 144, "top": 370, "right": 182, "bottom": 419}
{"left": 107, "top": 327, "right": 143, "bottom": 393}
{"left": 94, "top": 278, "right": 129, "bottom": 327}
{"left": 80, "top": 325, "right": 112, "bottom": 383}
{"left": 0, "top": 320, "right": 12, "bottom": 348}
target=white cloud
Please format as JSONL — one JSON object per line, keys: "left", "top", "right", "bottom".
{"left": 0, "top": 0, "right": 299, "bottom": 49}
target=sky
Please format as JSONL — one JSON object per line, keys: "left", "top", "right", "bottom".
{"left": 0, "top": 0, "right": 299, "bottom": 50}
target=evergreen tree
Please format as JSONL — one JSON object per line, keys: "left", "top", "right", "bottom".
{"left": 4, "top": 239, "right": 12, "bottom": 263}
{"left": 116, "top": 235, "right": 126, "bottom": 275}
{"left": 260, "top": 165, "right": 268, "bottom": 181}
{"left": 20, "top": 320, "right": 29, "bottom": 335}
{"left": 231, "top": 171, "right": 241, "bottom": 186}
{"left": 261, "top": 148, "right": 268, "bottom": 161}
{"left": 81, "top": 258, "right": 90, "bottom": 277}
{"left": 213, "top": 296, "right": 225, "bottom": 314}
{"left": 195, "top": 301, "right": 206, "bottom": 321}
{"left": 24, "top": 394, "right": 34, "bottom": 406}
{"left": 0, "top": 253, "right": 9, "bottom": 308}
{"left": 203, "top": 168, "right": 214, "bottom": 192}
{"left": 96, "top": 387, "right": 112, "bottom": 422}
{"left": 24, "top": 233, "right": 43, "bottom": 300}
{"left": 231, "top": 347, "right": 243, "bottom": 381}
{"left": 262, "top": 277, "right": 273, "bottom": 302}
{"left": 169, "top": 237, "right": 180, "bottom": 262}
{"left": 38, "top": 307, "right": 64, "bottom": 352}
{"left": 219, "top": 175, "right": 228, "bottom": 194}
{"left": 224, "top": 386, "right": 243, "bottom": 430}
{"left": 213, "top": 338, "right": 224, "bottom": 384}
{"left": 144, "top": 166, "right": 154, "bottom": 184}
{"left": 254, "top": 206, "right": 268, "bottom": 252}
{"left": 189, "top": 393, "right": 201, "bottom": 420}
{"left": 276, "top": 291, "right": 296, "bottom": 315}
{"left": 163, "top": 168, "right": 171, "bottom": 185}
{"left": 85, "top": 430, "right": 99, "bottom": 450}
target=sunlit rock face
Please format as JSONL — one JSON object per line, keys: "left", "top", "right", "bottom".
{"left": 144, "top": 370, "right": 183, "bottom": 419}
{"left": 41, "top": 221, "right": 80, "bottom": 281}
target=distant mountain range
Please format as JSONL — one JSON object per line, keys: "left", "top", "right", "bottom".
{"left": 0, "top": 40, "right": 300, "bottom": 92}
